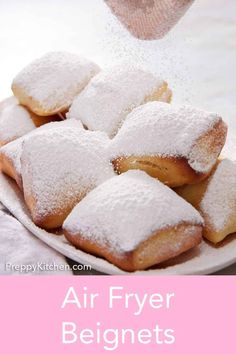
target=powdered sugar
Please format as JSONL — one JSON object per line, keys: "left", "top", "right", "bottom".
{"left": 64, "top": 170, "right": 203, "bottom": 254}
{"left": 12, "top": 51, "right": 100, "bottom": 113}
{"left": 0, "top": 102, "right": 35, "bottom": 144}
{"left": 67, "top": 65, "right": 166, "bottom": 137}
{"left": 0, "top": 119, "right": 84, "bottom": 180}
{"left": 21, "top": 124, "right": 114, "bottom": 219}
{"left": 110, "top": 101, "right": 223, "bottom": 173}
{"left": 201, "top": 159, "right": 236, "bottom": 231}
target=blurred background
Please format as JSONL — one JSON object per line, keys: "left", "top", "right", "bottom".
{"left": 0, "top": 0, "right": 235, "bottom": 139}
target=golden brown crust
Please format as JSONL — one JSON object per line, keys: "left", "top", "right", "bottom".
{"left": 174, "top": 169, "right": 217, "bottom": 208}
{"left": 112, "top": 155, "right": 209, "bottom": 187}
{"left": 23, "top": 189, "right": 84, "bottom": 230}
{"left": 11, "top": 85, "right": 65, "bottom": 118}
{"left": 203, "top": 216, "right": 236, "bottom": 244}
{"left": 0, "top": 141, "right": 6, "bottom": 148}
{"left": 112, "top": 120, "right": 227, "bottom": 188}
{"left": 175, "top": 160, "right": 236, "bottom": 244}
{"left": 64, "top": 223, "right": 202, "bottom": 272}
{"left": 28, "top": 110, "right": 61, "bottom": 126}
{"left": 12, "top": 84, "right": 71, "bottom": 116}
{"left": 0, "top": 152, "right": 22, "bottom": 189}
{"left": 146, "top": 81, "right": 172, "bottom": 104}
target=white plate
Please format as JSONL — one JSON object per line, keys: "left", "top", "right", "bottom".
{"left": 0, "top": 172, "right": 236, "bottom": 275}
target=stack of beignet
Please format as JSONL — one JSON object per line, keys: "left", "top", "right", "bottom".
{"left": 0, "top": 51, "right": 234, "bottom": 272}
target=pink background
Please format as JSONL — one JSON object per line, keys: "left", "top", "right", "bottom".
{"left": 0, "top": 276, "right": 235, "bottom": 353}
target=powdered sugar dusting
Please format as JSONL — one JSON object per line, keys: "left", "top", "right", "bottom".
{"left": 67, "top": 65, "right": 165, "bottom": 137}
{"left": 0, "top": 119, "right": 83, "bottom": 179}
{"left": 0, "top": 103, "right": 35, "bottom": 144}
{"left": 201, "top": 159, "right": 236, "bottom": 231}
{"left": 21, "top": 124, "right": 114, "bottom": 219}
{"left": 64, "top": 170, "right": 203, "bottom": 254}
{"left": 12, "top": 51, "right": 100, "bottom": 112}
{"left": 111, "top": 101, "right": 223, "bottom": 172}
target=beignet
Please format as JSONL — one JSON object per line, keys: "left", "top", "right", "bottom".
{"left": 0, "top": 96, "right": 58, "bottom": 147}
{"left": 0, "top": 119, "right": 83, "bottom": 190}
{"left": 67, "top": 66, "right": 172, "bottom": 137}
{"left": 176, "top": 159, "right": 236, "bottom": 243}
{"left": 111, "top": 102, "right": 227, "bottom": 187}
{"left": 21, "top": 124, "right": 115, "bottom": 229}
{"left": 63, "top": 171, "right": 203, "bottom": 271}
{"left": 12, "top": 51, "right": 100, "bottom": 116}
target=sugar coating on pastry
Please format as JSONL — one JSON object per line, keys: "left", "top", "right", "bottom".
{"left": 21, "top": 124, "right": 114, "bottom": 228}
{"left": 111, "top": 102, "right": 227, "bottom": 173}
{"left": 201, "top": 159, "right": 236, "bottom": 233}
{"left": 12, "top": 51, "right": 100, "bottom": 115}
{"left": 67, "top": 65, "right": 171, "bottom": 137}
{"left": 64, "top": 170, "right": 203, "bottom": 255}
{"left": 0, "top": 119, "right": 83, "bottom": 188}
{"left": 0, "top": 99, "right": 35, "bottom": 146}
{"left": 0, "top": 96, "right": 62, "bottom": 146}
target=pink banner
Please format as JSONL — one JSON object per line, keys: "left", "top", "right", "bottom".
{"left": 0, "top": 276, "right": 235, "bottom": 353}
